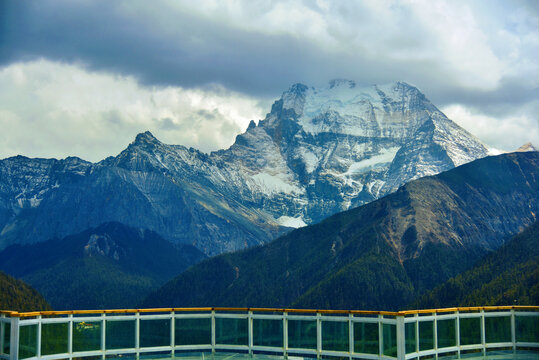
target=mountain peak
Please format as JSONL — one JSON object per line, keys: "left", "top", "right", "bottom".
{"left": 516, "top": 142, "right": 537, "bottom": 152}
{"left": 329, "top": 79, "right": 356, "bottom": 89}
{"left": 133, "top": 131, "right": 159, "bottom": 145}
{"left": 286, "top": 83, "right": 308, "bottom": 94}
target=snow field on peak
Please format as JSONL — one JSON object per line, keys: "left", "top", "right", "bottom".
{"left": 342, "top": 147, "right": 400, "bottom": 176}
{"left": 251, "top": 172, "right": 304, "bottom": 195}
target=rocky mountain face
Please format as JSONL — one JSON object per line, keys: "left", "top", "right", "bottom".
{"left": 142, "top": 152, "right": 539, "bottom": 310}
{"left": 0, "top": 81, "right": 490, "bottom": 256}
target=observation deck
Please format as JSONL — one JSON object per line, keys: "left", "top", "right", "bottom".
{"left": 0, "top": 306, "right": 537, "bottom": 360}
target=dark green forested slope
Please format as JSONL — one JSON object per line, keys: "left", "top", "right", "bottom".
{"left": 0, "top": 222, "right": 206, "bottom": 310}
{"left": 0, "top": 271, "right": 51, "bottom": 311}
{"left": 142, "top": 152, "right": 538, "bottom": 310}
{"left": 412, "top": 221, "right": 539, "bottom": 308}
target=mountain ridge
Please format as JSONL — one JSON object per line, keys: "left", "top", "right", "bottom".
{"left": 0, "top": 80, "right": 491, "bottom": 255}
{"left": 142, "top": 151, "right": 538, "bottom": 310}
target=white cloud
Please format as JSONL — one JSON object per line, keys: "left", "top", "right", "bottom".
{"left": 442, "top": 103, "right": 539, "bottom": 152}
{"left": 0, "top": 60, "right": 265, "bottom": 162}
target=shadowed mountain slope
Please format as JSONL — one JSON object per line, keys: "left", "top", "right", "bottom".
{"left": 0, "top": 222, "right": 206, "bottom": 309}
{"left": 0, "top": 271, "right": 51, "bottom": 312}
{"left": 412, "top": 220, "right": 539, "bottom": 308}
{"left": 142, "top": 152, "right": 538, "bottom": 310}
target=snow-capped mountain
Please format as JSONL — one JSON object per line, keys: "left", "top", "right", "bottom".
{"left": 0, "top": 81, "right": 490, "bottom": 255}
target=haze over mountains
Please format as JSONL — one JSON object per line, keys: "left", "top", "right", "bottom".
{"left": 0, "top": 81, "right": 490, "bottom": 257}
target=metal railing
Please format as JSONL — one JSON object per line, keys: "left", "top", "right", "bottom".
{"left": 0, "top": 306, "right": 537, "bottom": 360}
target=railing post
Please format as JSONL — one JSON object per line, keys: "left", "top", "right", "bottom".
{"left": 68, "top": 314, "right": 73, "bottom": 359}
{"left": 135, "top": 312, "right": 140, "bottom": 360}
{"left": 37, "top": 316, "right": 41, "bottom": 359}
{"left": 378, "top": 315, "right": 383, "bottom": 358}
{"left": 283, "top": 312, "right": 288, "bottom": 360}
{"left": 101, "top": 313, "right": 106, "bottom": 360}
{"left": 455, "top": 311, "right": 460, "bottom": 359}
{"left": 396, "top": 314, "right": 405, "bottom": 360}
{"left": 415, "top": 314, "right": 419, "bottom": 353}
{"left": 316, "top": 313, "right": 322, "bottom": 359}
{"left": 511, "top": 309, "right": 516, "bottom": 355}
{"left": 0, "top": 315, "right": 4, "bottom": 356}
{"left": 170, "top": 311, "right": 175, "bottom": 357}
{"left": 433, "top": 312, "right": 437, "bottom": 360}
{"left": 348, "top": 313, "right": 354, "bottom": 360}
{"left": 248, "top": 311, "right": 253, "bottom": 356}
{"left": 9, "top": 317, "right": 18, "bottom": 360}
{"left": 211, "top": 310, "right": 216, "bottom": 354}
{"left": 480, "top": 310, "right": 486, "bottom": 357}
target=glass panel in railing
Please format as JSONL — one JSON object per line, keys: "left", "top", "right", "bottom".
{"left": 353, "top": 322, "right": 378, "bottom": 354}
{"left": 419, "top": 321, "right": 434, "bottom": 351}
{"left": 253, "top": 318, "right": 283, "bottom": 348}
{"left": 288, "top": 319, "right": 317, "bottom": 350}
{"left": 322, "top": 320, "right": 348, "bottom": 352}
{"left": 215, "top": 317, "right": 248, "bottom": 346}
{"left": 73, "top": 321, "right": 102, "bottom": 352}
{"left": 382, "top": 323, "right": 397, "bottom": 357}
{"left": 106, "top": 320, "right": 135, "bottom": 350}
{"left": 437, "top": 319, "right": 456, "bottom": 348}
{"left": 140, "top": 319, "right": 170, "bottom": 348}
{"left": 516, "top": 315, "right": 539, "bottom": 343}
{"left": 485, "top": 316, "right": 511, "bottom": 343}
{"left": 175, "top": 318, "right": 211, "bottom": 346}
{"left": 2, "top": 322, "right": 9, "bottom": 355}
{"left": 460, "top": 317, "right": 481, "bottom": 345}
{"left": 405, "top": 322, "right": 416, "bottom": 354}
{"left": 18, "top": 324, "right": 37, "bottom": 359}
{"left": 41, "top": 322, "right": 68, "bottom": 355}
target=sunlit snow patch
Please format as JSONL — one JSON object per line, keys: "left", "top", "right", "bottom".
{"left": 277, "top": 216, "right": 307, "bottom": 228}
{"left": 344, "top": 147, "right": 400, "bottom": 175}
{"left": 252, "top": 172, "right": 304, "bottom": 194}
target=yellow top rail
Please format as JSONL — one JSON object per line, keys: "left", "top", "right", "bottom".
{"left": 0, "top": 305, "right": 537, "bottom": 318}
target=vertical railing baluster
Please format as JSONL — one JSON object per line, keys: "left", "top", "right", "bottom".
{"left": 316, "top": 313, "right": 322, "bottom": 359}
{"left": 415, "top": 314, "right": 419, "bottom": 354}
{"left": 481, "top": 310, "right": 486, "bottom": 357}
{"left": 283, "top": 312, "right": 288, "bottom": 360}
{"left": 36, "top": 315, "right": 41, "bottom": 359}
{"left": 211, "top": 310, "right": 216, "bottom": 354}
{"left": 396, "top": 314, "right": 405, "bottom": 360}
{"left": 455, "top": 311, "right": 460, "bottom": 359}
{"left": 9, "top": 317, "right": 18, "bottom": 360}
{"left": 511, "top": 309, "right": 516, "bottom": 355}
{"left": 248, "top": 311, "right": 253, "bottom": 356}
{"left": 348, "top": 313, "right": 353, "bottom": 360}
{"left": 101, "top": 313, "right": 106, "bottom": 360}
{"left": 433, "top": 312, "right": 437, "bottom": 360}
{"left": 135, "top": 312, "right": 140, "bottom": 359}
{"left": 378, "top": 315, "right": 383, "bottom": 358}
{"left": 68, "top": 314, "right": 73, "bottom": 359}
{"left": 0, "top": 316, "right": 4, "bottom": 357}
{"left": 170, "top": 311, "right": 175, "bottom": 357}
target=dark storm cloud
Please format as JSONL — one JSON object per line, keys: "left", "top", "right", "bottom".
{"left": 0, "top": 0, "right": 460, "bottom": 98}
{"left": 1, "top": 0, "right": 326, "bottom": 97}
{"left": 0, "top": 0, "right": 537, "bottom": 153}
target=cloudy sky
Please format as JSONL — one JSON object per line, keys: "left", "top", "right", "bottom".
{"left": 1, "top": 0, "right": 537, "bottom": 161}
